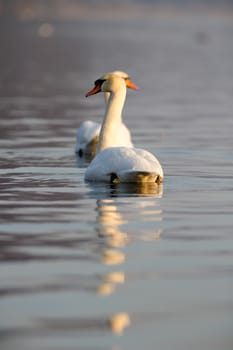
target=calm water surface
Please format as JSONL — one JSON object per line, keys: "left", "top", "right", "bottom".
{"left": 0, "top": 14, "right": 233, "bottom": 350}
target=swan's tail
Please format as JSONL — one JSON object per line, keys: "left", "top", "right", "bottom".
{"left": 111, "top": 171, "right": 163, "bottom": 184}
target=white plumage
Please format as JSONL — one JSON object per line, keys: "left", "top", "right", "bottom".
{"left": 84, "top": 73, "right": 163, "bottom": 184}
{"left": 75, "top": 121, "right": 100, "bottom": 155}
{"left": 85, "top": 147, "right": 163, "bottom": 183}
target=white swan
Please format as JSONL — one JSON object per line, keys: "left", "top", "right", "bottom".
{"left": 84, "top": 74, "right": 163, "bottom": 184}
{"left": 75, "top": 70, "right": 138, "bottom": 157}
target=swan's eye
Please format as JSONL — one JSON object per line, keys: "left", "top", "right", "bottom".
{"left": 94, "top": 79, "right": 106, "bottom": 87}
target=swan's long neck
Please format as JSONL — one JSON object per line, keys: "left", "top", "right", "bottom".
{"left": 97, "top": 84, "right": 126, "bottom": 153}
{"left": 104, "top": 92, "right": 110, "bottom": 104}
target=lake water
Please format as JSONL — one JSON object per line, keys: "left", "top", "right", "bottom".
{"left": 0, "top": 13, "right": 233, "bottom": 350}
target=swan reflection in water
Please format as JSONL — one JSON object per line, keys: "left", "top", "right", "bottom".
{"left": 92, "top": 182, "right": 163, "bottom": 335}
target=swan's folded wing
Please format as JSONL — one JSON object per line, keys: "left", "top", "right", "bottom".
{"left": 76, "top": 121, "right": 101, "bottom": 147}
{"left": 76, "top": 121, "right": 101, "bottom": 155}
{"left": 85, "top": 147, "right": 163, "bottom": 183}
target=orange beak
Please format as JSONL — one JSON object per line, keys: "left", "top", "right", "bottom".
{"left": 85, "top": 82, "right": 102, "bottom": 97}
{"left": 125, "top": 78, "right": 139, "bottom": 91}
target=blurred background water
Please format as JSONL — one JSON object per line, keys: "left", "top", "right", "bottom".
{"left": 0, "top": 1, "right": 233, "bottom": 350}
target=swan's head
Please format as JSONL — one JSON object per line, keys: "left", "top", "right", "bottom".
{"left": 110, "top": 70, "right": 139, "bottom": 91}
{"left": 85, "top": 72, "right": 138, "bottom": 97}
